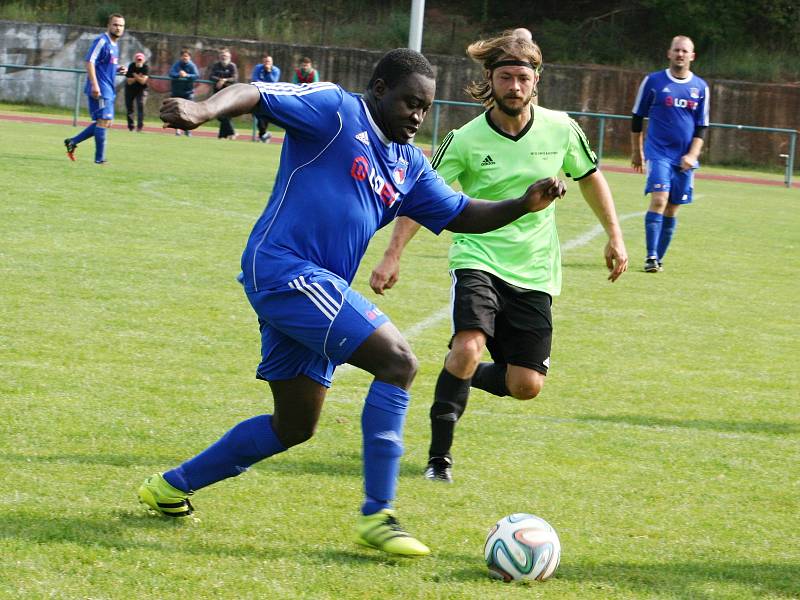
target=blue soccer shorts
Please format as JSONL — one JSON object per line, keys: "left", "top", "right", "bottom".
{"left": 88, "top": 95, "right": 115, "bottom": 121}
{"left": 245, "top": 270, "right": 390, "bottom": 387}
{"left": 645, "top": 158, "right": 695, "bottom": 204}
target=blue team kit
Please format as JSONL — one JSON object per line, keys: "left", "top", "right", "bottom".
{"left": 632, "top": 68, "right": 709, "bottom": 203}
{"left": 242, "top": 82, "right": 469, "bottom": 385}
{"left": 84, "top": 32, "right": 120, "bottom": 117}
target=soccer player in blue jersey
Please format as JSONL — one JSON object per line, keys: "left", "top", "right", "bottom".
{"left": 64, "top": 14, "right": 126, "bottom": 164}
{"left": 137, "top": 48, "right": 566, "bottom": 557}
{"left": 631, "top": 35, "right": 710, "bottom": 272}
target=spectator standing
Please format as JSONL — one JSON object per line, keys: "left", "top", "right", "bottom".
{"left": 250, "top": 54, "right": 281, "bottom": 142}
{"left": 125, "top": 52, "right": 149, "bottom": 132}
{"left": 169, "top": 49, "right": 199, "bottom": 136}
{"left": 291, "top": 57, "right": 319, "bottom": 84}
{"left": 208, "top": 48, "right": 240, "bottom": 139}
{"left": 63, "top": 13, "right": 126, "bottom": 164}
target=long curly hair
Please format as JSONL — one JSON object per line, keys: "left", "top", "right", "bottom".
{"left": 465, "top": 33, "right": 543, "bottom": 108}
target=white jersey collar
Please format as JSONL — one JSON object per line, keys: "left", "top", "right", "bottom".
{"left": 664, "top": 68, "right": 692, "bottom": 84}
{"left": 360, "top": 98, "right": 391, "bottom": 146}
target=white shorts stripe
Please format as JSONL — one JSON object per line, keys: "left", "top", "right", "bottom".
{"left": 298, "top": 276, "right": 341, "bottom": 316}
{"left": 309, "top": 281, "right": 342, "bottom": 311}
{"left": 290, "top": 278, "right": 336, "bottom": 320}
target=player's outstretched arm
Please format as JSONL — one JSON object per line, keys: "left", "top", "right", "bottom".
{"left": 578, "top": 171, "right": 628, "bottom": 282}
{"left": 369, "top": 217, "right": 421, "bottom": 295}
{"left": 445, "top": 177, "right": 566, "bottom": 234}
{"left": 160, "top": 83, "right": 261, "bottom": 131}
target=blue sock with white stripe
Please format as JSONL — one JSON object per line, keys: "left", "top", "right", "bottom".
{"left": 163, "top": 414, "right": 286, "bottom": 493}
{"left": 93, "top": 126, "right": 107, "bottom": 162}
{"left": 361, "top": 381, "right": 409, "bottom": 516}
{"left": 657, "top": 216, "right": 677, "bottom": 260}
{"left": 645, "top": 211, "right": 663, "bottom": 258}
{"left": 72, "top": 122, "right": 96, "bottom": 145}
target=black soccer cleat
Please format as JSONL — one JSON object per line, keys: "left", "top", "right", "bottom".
{"left": 424, "top": 456, "right": 453, "bottom": 483}
{"left": 644, "top": 257, "right": 660, "bottom": 273}
{"left": 64, "top": 138, "right": 77, "bottom": 161}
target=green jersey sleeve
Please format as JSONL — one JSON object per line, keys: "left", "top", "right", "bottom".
{"left": 562, "top": 118, "right": 598, "bottom": 180}
{"left": 430, "top": 130, "right": 463, "bottom": 186}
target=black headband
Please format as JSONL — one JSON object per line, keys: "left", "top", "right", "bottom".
{"left": 488, "top": 59, "right": 538, "bottom": 71}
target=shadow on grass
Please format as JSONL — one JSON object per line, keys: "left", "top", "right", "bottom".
{"left": 561, "top": 260, "right": 603, "bottom": 271}
{"left": 2, "top": 450, "right": 422, "bottom": 481}
{"left": 561, "top": 560, "right": 800, "bottom": 598}
{"left": 0, "top": 509, "right": 282, "bottom": 559}
{"left": 0, "top": 452, "right": 187, "bottom": 468}
{"left": 254, "top": 453, "right": 425, "bottom": 479}
{"left": 574, "top": 414, "right": 799, "bottom": 436}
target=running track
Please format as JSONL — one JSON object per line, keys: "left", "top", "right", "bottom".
{"left": 4, "top": 111, "right": 797, "bottom": 189}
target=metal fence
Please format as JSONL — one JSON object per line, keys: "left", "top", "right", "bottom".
{"left": 2, "top": 62, "right": 797, "bottom": 187}
{"left": 428, "top": 99, "right": 798, "bottom": 188}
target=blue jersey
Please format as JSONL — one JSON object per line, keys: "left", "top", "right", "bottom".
{"left": 242, "top": 82, "right": 469, "bottom": 293}
{"left": 84, "top": 33, "right": 120, "bottom": 98}
{"left": 632, "top": 69, "right": 710, "bottom": 165}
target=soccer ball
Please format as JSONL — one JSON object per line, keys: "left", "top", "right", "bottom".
{"left": 484, "top": 513, "right": 561, "bottom": 582}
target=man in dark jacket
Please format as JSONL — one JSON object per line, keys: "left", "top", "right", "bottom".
{"left": 208, "top": 48, "right": 239, "bottom": 139}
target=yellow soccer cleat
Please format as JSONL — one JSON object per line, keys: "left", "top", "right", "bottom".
{"left": 355, "top": 509, "right": 431, "bottom": 557}
{"left": 138, "top": 473, "right": 194, "bottom": 518}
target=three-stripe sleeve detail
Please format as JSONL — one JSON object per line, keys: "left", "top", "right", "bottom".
{"left": 431, "top": 131, "right": 455, "bottom": 169}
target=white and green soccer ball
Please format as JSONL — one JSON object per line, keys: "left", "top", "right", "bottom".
{"left": 484, "top": 513, "right": 561, "bottom": 582}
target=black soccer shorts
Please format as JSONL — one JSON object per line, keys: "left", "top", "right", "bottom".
{"left": 449, "top": 268, "right": 553, "bottom": 375}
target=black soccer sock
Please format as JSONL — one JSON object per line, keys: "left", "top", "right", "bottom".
{"left": 471, "top": 362, "right": 510, "bottom": 397}
{"left": 428, "top": 368, "right": 471, "bottom": 459}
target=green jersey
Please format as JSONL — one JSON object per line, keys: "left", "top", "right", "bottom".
{"left": 432, "top": 106, "right": 597, "bottom": 295}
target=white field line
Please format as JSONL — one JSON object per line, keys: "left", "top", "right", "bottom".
{"left": 336, "top": 211, "right": 645, "bottom": 377}
{"left": 139, "top": 179, "right": 256, "bottom": 221}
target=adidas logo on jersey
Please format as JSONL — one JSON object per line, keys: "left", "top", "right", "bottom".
{"left": 355, "top": 131, "right": 369, "bottom": 145}
{"left": 480, "top": 155, "right": 495, "bottom": 166}
{"left": 662, "top": 86, "right": 671, "bottom": 92}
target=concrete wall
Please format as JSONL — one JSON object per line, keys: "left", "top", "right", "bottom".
{"left": 1, "top": 19, "right": 798, "bottom": 169}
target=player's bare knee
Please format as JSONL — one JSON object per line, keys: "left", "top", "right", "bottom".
{"left": 449, "top": 339, "right": 483, "bottom": 373}
{"left": 275, "top": 422, "right": 317, "bottom": 448}
{"left": 508, "top": 378, "right": 544, "bottom": 400}
{"left": 375, "top": 344, "right": 418, "bottom": 388}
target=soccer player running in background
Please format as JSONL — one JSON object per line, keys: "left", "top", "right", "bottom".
{"left": 370, "top": 33, "right": 628, "bottom": 483}
{"left": 631, "top": 35, "right": 710, "bottom": 272}
{"left": 64, "top": 14, "right": 126, "bottom": 164}
{"left": 138, "top": 48, "right": 566, "bottom": 557}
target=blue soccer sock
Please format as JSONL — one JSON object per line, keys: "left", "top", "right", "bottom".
{"left": 644, "top": 211, "right": 664, "bottom": 258}
{"left": 361, "top": 381, "right": 409, "bottom": 516}
{"left": 71, "top": 122, "right": 96, "bottom": 145}
{"left": 657, "top": 216, "right": 677, "bottom": 261}
{"left": 163, "top": 414, "right": 286, "bottom": 493}
{"left": 93, "top": 126, "right": 107, "bottom": 162}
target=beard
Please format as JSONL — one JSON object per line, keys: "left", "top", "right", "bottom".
{"left": 493, "top": 90, "right": 534, "bottom": 117}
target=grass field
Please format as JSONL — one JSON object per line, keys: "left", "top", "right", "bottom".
{"left": 1, "top": 118, "right": 798, "bottom": 599}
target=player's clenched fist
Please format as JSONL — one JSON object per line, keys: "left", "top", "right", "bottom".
{"left": 522, "top": 176, "right": 567, "bottom": 213}
{"left": 160, "top": 98, "right": 209, "bottom": 130}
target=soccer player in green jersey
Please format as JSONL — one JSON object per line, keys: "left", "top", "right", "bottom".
{"left": 370, "top": 33, "right": 628, "bottom": 482}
